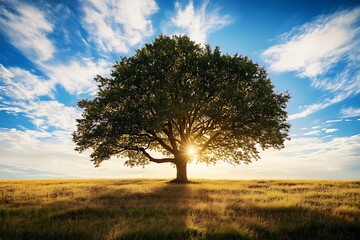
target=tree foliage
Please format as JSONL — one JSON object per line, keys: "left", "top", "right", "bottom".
{"left": 73, "top": 35, "right": 290, "bottom": 182}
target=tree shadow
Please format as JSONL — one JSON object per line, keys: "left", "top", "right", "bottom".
{"left": 224, "top": 203, "right": 360, "bottom": 240}
{"left": 93, "top": 181, "right": 247, "bottom": 239}
{"left": 113, "top": 183, "right": 192, "bottom": 239}
{"left": 1, "top": 181, "right": 193, "bottom": 240}
{"left": 3, "top": 181, "right": 359, "bottom": 240}
{"left": 45, "top": 182, "right": 195, "bottom": 239}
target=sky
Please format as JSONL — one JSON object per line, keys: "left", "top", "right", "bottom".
{"left": 0, "top": 0, "right": 360, "bottom": 180}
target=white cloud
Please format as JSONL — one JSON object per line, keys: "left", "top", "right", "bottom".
{"left": 44, "top": 58, "right": 112, "bottom": 95}
{"left": 263, "top": 135, "right": 360, "bottom": 174}
{"left": 0, "top": 60, "right": 103, "bottom": 131}
{"left": 1, "top": 127, "right": 359, "bottom": 180}
{"left": 325, "top": 128, "right": 338, "bottom": 133}
{"left": 166, "top": 0, "right": 232, "bottom": 44}
{"left": 82, "top": 0, "right": 158, "bottom": 53}
{"left": 3, "top": 100, "right": 80, "bottom": 131}
{"left": 0, "top": 128, "right": 177, "bottom": 179}
{"left": 0, "top": 0, "right": 113, "bottom": 96}
{"left": 303, "top": 130, "right": 321, "bottom": 136}
{"left": 311, "top": 65, "right": 360, "bottom": 93}
{"left": 264, "top": 7, "right": 360, "bottom": 120}
{"left": 262, "top": 7, "right": 360, "bottom": 78}
{"left": 0, "top": 128, "right": 90, "bottom": 178}
{"left": 0, "top": 64, "right": 55, "bottom": 100}
{"left": 341, "top": 107, "right": 360, "bottom": 118}
{"left": 288, "top": 93, "right": 349, "bottom": 120}
{"left": 326, "top": 119, "right": 342, "bottom": 123}
{"left": 189, "top": 134, "right": 360, "bottom": 179}
{"left": 21, "top": 101, "right": 80, "bottom": 131}
{"left": 0, "top": 1, "right": 55, "bottom": 62}
{"left": 287, "top": 64, "right": 360, "bottom": 121}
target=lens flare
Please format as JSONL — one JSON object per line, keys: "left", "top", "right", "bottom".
{"left": 186, "top": 145, "right": 197, "bottom": 157}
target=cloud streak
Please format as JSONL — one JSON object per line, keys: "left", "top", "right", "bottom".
{"left": 0, "top": 0, "right": 115, "bottom": 142}
{"left": 263, "top": 7, "right": 360, "bottom": 120}
{"left": 239, "top": 134, "right": 360, "bottom": 179}
{"left": 43, "top": 58, "right": 112, "bottom": 95}
{"left": 263, "top": 7, "right": 360, "bottom": 78}
{"left": 288, "top": 92, "right": 350, "bottom": 120}
{"left": 0, "top": 64, "right": 55, "bottom": 100}
{"left": 166, "top": 0, "right": 232, "bottom": 44}
{"left": 325, "top": 128, "right": 338, "bottom": 133}
{"left": 82, "top": 0, "right": 158, "bottom": 53}
{"left": 0, "top": 128, "right": 177, "bottom": 179}
{"left": 1, "top": 100, "right": 81, "bottom": 131}
{"left": 0, "top": 1, "right": 55, "bottom": 62}
{"left": 341, "top": 107, "right": 360, "bottom": 118}
{"left": 1, "top": 127, "right": 359, "bottom": 180}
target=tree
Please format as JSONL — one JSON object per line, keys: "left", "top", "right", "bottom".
{"left": 73, "top": 35, "right": 290, "bottom": 183}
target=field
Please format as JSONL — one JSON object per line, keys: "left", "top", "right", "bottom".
{"left": 0, "top": 179, "right": 359, "bottom": 239}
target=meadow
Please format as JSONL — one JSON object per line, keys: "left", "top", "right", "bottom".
{"left": 0, "top": 179, "right": 359, "bottom": 239}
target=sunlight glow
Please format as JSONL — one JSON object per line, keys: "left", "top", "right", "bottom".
{"left": 186, "top": 145, "right": 197, "bottom": 158}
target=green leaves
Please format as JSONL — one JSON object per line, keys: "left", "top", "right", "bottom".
{"left": 73, "top": 35, "right": 290, "bottom": 168}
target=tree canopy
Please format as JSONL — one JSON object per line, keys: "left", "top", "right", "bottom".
{"left": 73, "top": 35, "right": 290, "bottom": 183}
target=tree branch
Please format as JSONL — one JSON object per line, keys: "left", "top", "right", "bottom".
{"left": 140, "top": 148, "right": 175, "bottom": 163}
{"left": 192, "top": 117, "right": 216, "bottom": 141}
{"left": 163, "top": 121, "right": 179, "bottom": 151}
{"left": 200, "top": 132, "right": 221, "bottom": 153}
{"left": 146, "top": 130, "right": 175, "bottom": 154}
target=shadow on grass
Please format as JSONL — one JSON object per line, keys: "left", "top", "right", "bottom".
{"left": 225, "top": 204, "right": 360, "bottom": 240}
{"left": 1, "top": 182, "right": 359, "bottom": 240}
{"left": 114, "top": 183, "right": 248, "bottom": 240}
{"left": 10, "top": 183, "right": 194, "bottom": 240}
{"left": 114, "top": 183, "right": 193, "bottom": 240}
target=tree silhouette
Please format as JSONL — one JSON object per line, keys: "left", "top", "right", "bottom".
{"left": 73, "top": 35, "right": 290, "bottom": 183}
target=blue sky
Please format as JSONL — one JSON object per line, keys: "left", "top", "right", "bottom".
{"left": 0, "top": 0, "right": 359, "bottom": 180}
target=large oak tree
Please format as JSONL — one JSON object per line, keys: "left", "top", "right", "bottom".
{"left": 73, "top": 35, "right": 290, "bottom": 183}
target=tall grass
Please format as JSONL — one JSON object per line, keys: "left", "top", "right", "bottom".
{"left": 0, "top": 179, "right": 359, "bottom": 239}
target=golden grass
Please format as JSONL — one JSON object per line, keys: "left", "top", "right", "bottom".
{"left": 0, "top": 179, "right": 359, "bottom": 239}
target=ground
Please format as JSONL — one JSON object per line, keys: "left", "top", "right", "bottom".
{"left": 0, "top": 179, "right": 359, "bottom": 239}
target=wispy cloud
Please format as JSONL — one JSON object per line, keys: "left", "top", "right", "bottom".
{"left": 0, "top": 128, "right": 89, "bottom": 178}
{"left": 1, "top": 58, "right": 110, "bottom": 133}
{"left": 326, "top": 119, "right": 342, "bottom": 123}
{"left": 0, "top": 128, "right": 176, "bottom": 179}
{"left": 341, "top": 107, "right": 360, "bottom": 118}
{"left": 301, "top": 126, "right": 339, "bottom": 136}
{"left": 2, "top": 100, "right": 80, "bottom": 131}
{"left": 263, "top": 7, "right": 360, "bottom": 78}
{"left": 43, "top": 58, "right": 112, "bottom": 95}
{"left": 82, "top": 0, "right": 158, "bottom": 53}
{"left": 1, "top": 127, "right": 359, "bottom": 179}
{"left": 263, "top": 7, "right": 360, "bottom": 120}
{"left": 0, "top": 64, "right": 55, "bottom": 100}
{"left": 166, "top": 0, "right": 232, "bottom": 44}
{"left": 257, "top": 134, "right": 360, "bottom": 178}
{"left": 0, "top": 1, "right": 55, "bottom": 62}
{"left": 324, "top": 128, "right": 338, "bottom": 133}
{"left": 303, "top": 130, "right": 321, "bottom": 136}
{"left": 0, "top": 0, "right": 116, "bottom": 150}
{"left": 288, "top": 93, "right": 349, "bottom": 120}
{"left": 191, "top": 134, "right": 360, "bottom": 179}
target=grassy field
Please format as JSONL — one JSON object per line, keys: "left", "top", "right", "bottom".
{"left": 0, "top": 179, "right": 359, "bottom": 239}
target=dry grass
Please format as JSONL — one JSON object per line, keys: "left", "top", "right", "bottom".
{"left": 0, "top": 179, "right": 359, "bottom": 239}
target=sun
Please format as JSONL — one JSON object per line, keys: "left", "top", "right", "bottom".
{"left": 186, "top": 145, "right": 197, "bottom": 157}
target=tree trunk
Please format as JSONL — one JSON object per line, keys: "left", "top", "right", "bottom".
{"left": 175, "top": 159, "right": 188, "bottom": 183}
